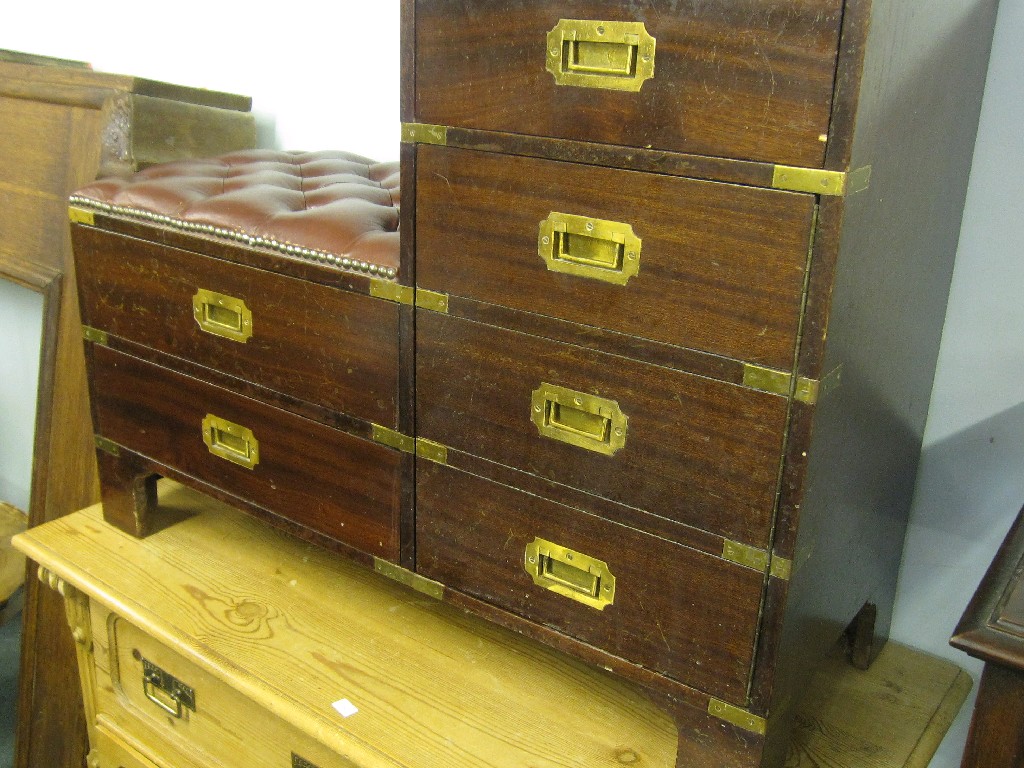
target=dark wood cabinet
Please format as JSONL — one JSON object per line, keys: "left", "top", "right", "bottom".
{"left": 403, "top": 1, "right": 1000, "bottom": 765}
{"left": 952, "top": 504, "right": 1024, "bottom": 768}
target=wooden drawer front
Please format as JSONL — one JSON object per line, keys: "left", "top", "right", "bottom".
{"left": 91, "top": 724, "right": 195, "bottom": 768}
{"left": 98, "top": 613, "right": 359, "bottom": 768}
{"left": 74, "top": 225, "right": 401, "bottom": 428}
{"left": 417, "top": 312, "right": 787, "bottom": 548}
{"left": 417, "top": 462, "right": 763, "bottom": 703}
{"left": 413, "top": 0, "right": 842, "bottom": 167}
{"left": 417, "top": 145, "right": 814, "bottom": 369}
{"left": 91, "top": 344, "right": 401, "bottom": 560}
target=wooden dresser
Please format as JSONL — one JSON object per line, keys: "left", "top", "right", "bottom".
{"left": 951, "top": 503, "right": 1024, "bottom": 768}
{"left": 13, "top": 482, "right": 679, "bottom": 768}
{"left": 0, "top": 51, "right": 255, "bottom": 768}
{"left": 399, "top": 2, "right": 999, "bottom": 765}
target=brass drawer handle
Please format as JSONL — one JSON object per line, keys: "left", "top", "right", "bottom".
{"left": 525, "top": 537, "right": 616, "bottom": 610}
{"left": 141, "top": 657, "right": 196, "bottom": 719}
{"left": 546, "top": 19, "right": 656, "bottom": 92}
{"left": 192, "top": 288, "right": 253, "bottom": 343}
{"left": 202, "top": 414, "right": 260, "bottom": 469}
{"left": 538, "top": 212, "right": 641, "bottom": 285}
{"left": 531, "top": 383, "right": 627, "bottom": 456}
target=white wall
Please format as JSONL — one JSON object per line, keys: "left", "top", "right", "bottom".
{"left": 0, "top": 282, "right": 44, "bottom": 513}
{"left": 3, "top": 2, "right": 1022, "bottom": 765}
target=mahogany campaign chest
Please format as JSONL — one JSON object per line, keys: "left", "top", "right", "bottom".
{"left": 69, "top": 150, "right": 413, "bottom": 567}
{"left": 400, "top": 1, "right": 999, "bottom": 765}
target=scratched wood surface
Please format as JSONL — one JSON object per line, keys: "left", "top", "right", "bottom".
{"left": 14, "top": 481, "right": 679, "bottom": 768}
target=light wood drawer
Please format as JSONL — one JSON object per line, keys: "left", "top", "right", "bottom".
{"left": 416, "top": 144, "right": 815, "bottom": 370}
{"left": 90, "top": 722, "right": 199, "bottom": 768}
{"left": 91, "top": 607, "right": 358, "bottom": 768}
{"left": 412, "top": 0, "right": 843, "bottom": 167}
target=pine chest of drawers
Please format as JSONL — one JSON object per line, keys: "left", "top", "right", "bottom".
{"left": 400, "top": 1, "right": 999, "bottom": 765}
{"left": 69, "top": 150, "right": 414, "bottom": 567}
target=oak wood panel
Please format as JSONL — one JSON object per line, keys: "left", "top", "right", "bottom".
{"left": 416, "top": 461, "right": 764, "bottom": 704}
{"left": 14, "top": 483, "right": 680, "bottom": 768}
{"left": 417, "top": 311, "right": 788, "bottom": 547}
{"left": 89, "top": 345, "right": 401, "bottom": 560}
{"left": 413, "top": 0, "right": 843, "bottom": 167}
{"left": 417, "top": 144, "right": 814, "bottom": 369}
{"left": 73, "top": 225, "right": 401, "bottom": 428}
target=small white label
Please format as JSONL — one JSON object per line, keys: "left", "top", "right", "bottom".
{"left": 332, "top": 698, "right": 359, "bottom": 718}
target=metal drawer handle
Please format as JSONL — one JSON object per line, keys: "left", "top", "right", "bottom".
{"left": 531, "top": 383, "right": 627, "bottom": 456}
{"left": 546, "top": 19, "right": 656, "bottom": 92}
{"left": 141, "top": 657, "right": 196, "bottom": 719}
{"left": 192, "top": 288, "right": 253, "bottom": 343}
{"left": 202, "top": 414, "right": 260, "bottom": 469}
{"left": 525, "top": 537, "right": 616, "bottom": 610}
{"left": 538, "top": 212, "right": 641, "bottom": 285}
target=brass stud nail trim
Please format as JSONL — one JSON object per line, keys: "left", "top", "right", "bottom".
{"left": 66, "top": 195, "right": 397, "bottom": 280}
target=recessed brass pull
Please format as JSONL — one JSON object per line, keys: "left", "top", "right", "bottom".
{"left": 531, "top": 383, "right": 627, "bottom": 456}
{"left": 525, "top": 537, "right": 616, "bottom": 610}
{"left": 538, "top": 213, "right": 641, "bottom": 285}
{"left": 192, "top": 288, "right": 253, "bottom": 343}
{"left": 141, "top": 657, "right": 195, "bottom": 719}
{"left": 547, "top": 20, "right": 656, "bottom": 92}
{"left": 202, "top": 414, "right": 259, "bottom": 469}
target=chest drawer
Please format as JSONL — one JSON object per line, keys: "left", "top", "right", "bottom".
{"left": 90, "top": 344, "right": 402, "bottom": 560}
{"left": 74, "top": 225, "right": 401, "bottom": 428}
{"left": 416, "top": 144, "right": 814, "bottom": 369}
{"left": 412, "top": 0, "right": 843, "bottom": 166}
{"left": 94, "top": 609, "right": 358, "bottom": 768}
{"left": 417, "top": 462, "right": 764, "bottom": 704}
{"left": 416, "top": 311, "right": 788, "bottom": 548}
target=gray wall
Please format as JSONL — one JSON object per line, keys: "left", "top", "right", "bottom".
{"left": 2, "top": 1, "right": 1022, "bottom": 764}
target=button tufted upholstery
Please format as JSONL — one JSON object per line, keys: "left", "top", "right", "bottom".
{"left": 70, "top": 149, "right": 401, "bottom": 277}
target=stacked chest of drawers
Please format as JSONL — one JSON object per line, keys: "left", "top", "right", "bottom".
{"left": 401, "top": 1, "right": 998, "bottom": 765}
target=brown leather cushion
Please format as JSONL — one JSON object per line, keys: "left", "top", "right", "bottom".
{"left": 70, "top": 149, "right": 401, "bottom": 277}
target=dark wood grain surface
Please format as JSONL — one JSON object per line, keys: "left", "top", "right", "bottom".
{"left": 416, "top": 145, "right": 814, "bottom": 370}
{"left": 89, "top": 345, "right": 402, "bottom": 561}
{"left": 417, "top": 311, "right": 787, "bottom": 548}
{"left": 74, "top": 225, "right": 401, "bottom": 429}
{"left": 413, "top": 0, "right": 842, "bottom": 167}
{"left": 417, "top": 461, "right": 764, "bottom": 705}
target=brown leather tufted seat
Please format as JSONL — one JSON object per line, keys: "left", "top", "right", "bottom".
{"left": 70, "top": 149, "right": 401, "bottom": 278}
